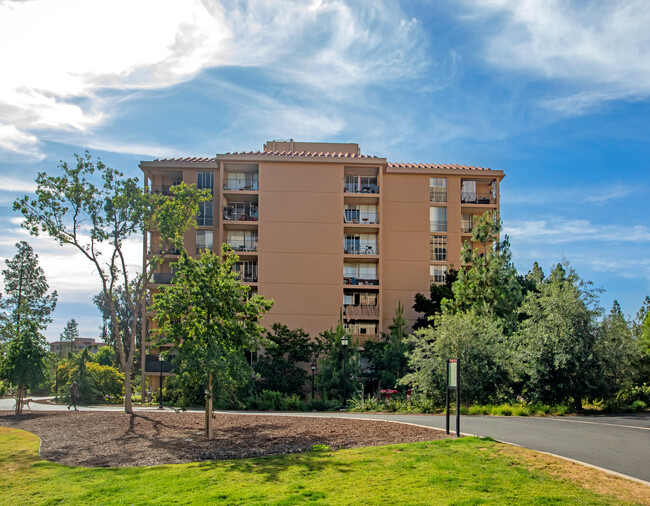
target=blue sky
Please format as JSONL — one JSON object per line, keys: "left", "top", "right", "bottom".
{"left": 0, "top": 0, "right": 648, "bottom": 341}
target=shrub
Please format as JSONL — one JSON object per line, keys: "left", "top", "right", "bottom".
{"left": 630, "top": 400, "right": 647, "bottom": 412}
{"left": 0, "top": 380, "right": 6, "bottom": 397}
{"left": 280, "top": 393, "right": 306, "bottom": 411}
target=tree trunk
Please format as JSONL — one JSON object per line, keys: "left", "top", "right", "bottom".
{"left": 124, "top": 370, "right": 133, "bottom": 413}
{"left": 15, "top": 384, "right": 24, "bottom": 415}
{"left": 206, "top": 372, "right": 213, "bottom": 440}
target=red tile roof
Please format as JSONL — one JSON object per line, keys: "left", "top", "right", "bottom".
{"left": 223, "top": 150, "right": 380, "bottom": 159}
{"left": 388, "top": 162, "right": 491, "bottom": 171}
{"left": 153, "top": 157, "right": 216, "bottom": 162}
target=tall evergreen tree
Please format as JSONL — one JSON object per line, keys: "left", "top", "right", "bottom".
{"left": 60, "top": 318, "right": 79, "bottom": 357}
{"left": 0, "top": 241, "right": 57, "bottom": 341}
{"left": 412, "top": 269, "right": 457, "bottom": 331}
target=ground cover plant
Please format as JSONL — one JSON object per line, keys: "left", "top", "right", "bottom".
{"left": 1, "top": 426, "right": 648, "bottom": 505}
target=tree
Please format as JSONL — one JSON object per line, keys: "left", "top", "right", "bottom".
{"left": 152, "top": 246, "right": 273, "bottom": 439}
{"left": 92, "top": 346, "right": 116, "bottom": 367}
{"left": 448, "top": 213, "right": 522, "bottom": 330}
{"left": 254, "top": 324, "right": 321, "bottom": 396}
{"left": 0, "top": 241, "right": 57, "bottom": 342}
{"left": 402, "top": 310, "right": 510, "bottom": 405}
{"left": 596, "top": 301, "right": 638, "bottom": 397}
{"left": 315, "top": 313, "right": 360, "bottom": 403}
{"left": 14, "top": 151, "right": 210, "bottom": 413}
{"left": 93, "top": 283, "right": 141, "bottom": 360}
{"left": 60, "top": 318, "right": 79, "bottom": 357}
{"left": 0, "top": 322, "right": 48, "bottom": 414}
{"left": 412, "top": 269, "right": 457, "bottom": 331}
{"left": 516, "top": 263, "right": 600, "bottom": 408}
{"left": 364, "top": 302, "right": 411, "bottom": 390}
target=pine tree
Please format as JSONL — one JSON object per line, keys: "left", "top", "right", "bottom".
{"left": 0, "top": 241, "right": 57, "bottom": 342}
{"left": 60, "top": 318, "right": 79, "bottom": 357}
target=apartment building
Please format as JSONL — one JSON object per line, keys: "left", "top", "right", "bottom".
{"left": 50, "top": 337, "right": 108, "bottom": 357}
{"left": 139, "top": 140, "right": 503, "bottom": 385}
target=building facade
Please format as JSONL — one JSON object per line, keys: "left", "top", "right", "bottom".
{"left": 50, "top": 337, "right": 108, "bottom": 357}
{"left": 140, "top": 140, "right": 503, "bottom": 386}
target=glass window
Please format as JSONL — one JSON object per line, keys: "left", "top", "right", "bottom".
{"left": 227, "top": 230, "right": 258, "bottom": 251}
{"left": 197, "top": 172, "right": 214, "bottom": 194}
{"left": 461, "top": 180, "right": 477, "bottom": 203}
{"left": 430, "top": 207, "right": 447, "bottom": 232}
{"left": 197, "top": 201, "right": 213, "bottom": 226}
{"left": 430, "top": 177, "right": 447, "bottom": 203}
{"left": 430, "top": 265, "right": 447, "bottom": 284}
{"left": 430, "top": 236, "right": 447, "bottom": 261}
{"left": 196, "top": 230, "right": 213, "bottom": 253}
{"left": 462, "top": 214, "right": 473, "bottom": 233}
{"left": 344, "top": 204, "right": 360, "bottom": 223}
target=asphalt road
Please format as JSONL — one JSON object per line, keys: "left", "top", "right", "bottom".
{"left": 2, "top": 398, "right": 648, "bottom": 483}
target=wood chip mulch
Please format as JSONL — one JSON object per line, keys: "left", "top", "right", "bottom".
{"left": 0, "top": 410, "right": 449, "bottom": 468}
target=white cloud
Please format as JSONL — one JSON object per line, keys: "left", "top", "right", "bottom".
{"left": 504, "top": 182, "right": 641, "bottom": 206}
{"left": 0, "top": 0, "right": 428, "bottom": 157}
{"left": 504, "top": 218, "right": 650, "bottom": 244}
{"left": 462, "top": 0, "right": 650, "bottom": 109}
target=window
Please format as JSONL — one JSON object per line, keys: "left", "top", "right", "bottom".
{"left": 461, "top": 214, "right": 473, "bottom": 233}
{"left": 343, "top": 291, "right": 377, "bottom": 306}
{"left": 430, "top": 236, "right": 447, "bottom": 261}
{"left": 344, "top": 175, "right": 378, "bottom": 193}
{"left": 343, "top": 263, "right": 378, "bottom": 284}
{"left": 345, "top": 322, "right": 378, "bottom": 335}
{"left": 430, "top": 177, "right": 447, "bottom": 203}
{"left": 344, "top": 233, "right": 377, "bottom": 254}
{"left": 344, "top": 204, "right": 377, "bottom": 223}
{"left": 196, "top": 230, "right": 213, "bottom": 253}
{"left": 225, "top": 172, "right": 258, "bottom": 191}
{"left": 430, "top": 207, "right": 447, "bottom": 232}
{"left": 197, "top": 201, "right": 213, "bottom": 226}
{"left": 430, "top": 265, "right": 447, "bottom": 284}
{"left": 197, "top": 172, "right": 214, "bottom": 194}
{"left": 233, "top": 261, "right": 258, "bottom": 282}
{"left": 461, "top": 180, "right": 477, "bottom": 203}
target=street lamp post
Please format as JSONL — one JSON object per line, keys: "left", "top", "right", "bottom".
{"left": 54, "top": 354, "right": 59, "bottom": 402}
{"left": 341, "top": 334, "right": 349, "bottom": 408}
{"left": 311, "top": 362, "right": 316, "bottom": 400}
{"left": 158, "top": 354, "right": 164, "bottom": 410}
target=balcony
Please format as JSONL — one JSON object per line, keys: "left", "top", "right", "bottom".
{"left": 343, "top": 277, "right": 379, "bottom": 286}
{"left": 461, "top": 192, "right": 496, "bottom": 205}
{"left": 344, "top": 212, "right": 378, "bottom": 225}
{"left": 153, "top": 273, "right": 174, "bottom": 284}
{"left": 344, "top": 243, "right": 377, "bottom": 255}
{"left": 234, "top": 262, "right": 258, "bottom": 283}
{"left": 223, "top": 204, "right": 258, "bottom": 221}
{"left": 229, "top": 241, "right": 258, "bottom": 253}
{"left": 144, "top": 354, "right": 174, "bottom": 374}
{"left": 151, "top": 185, "right": 175, "bottom": 196}
{"left": 223, "top": 178, "right": 259, "bottom": 191}
{"left": 344, "top": 304, "right": 379, "bottom": 319}
{"left": 344, "top": 183, "right": 379, "bottom": 194}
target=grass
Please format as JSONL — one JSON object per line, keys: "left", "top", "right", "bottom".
{"left": 1, "top": 426, "right": 648, "bottom": 505}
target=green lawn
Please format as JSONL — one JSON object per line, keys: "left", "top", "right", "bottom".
{"left": 0, "top": 426, "right": 645, "bottom": 505}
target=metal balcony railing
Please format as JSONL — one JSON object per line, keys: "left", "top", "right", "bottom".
{"left": 343, "top": 277, "right": 379, "bottom": 286}
{"left": 344, "top": 212, "right": 378, "bottom": 224}
{"left": 461, "top": 192, "right": 496, "bottom": 204}
{"left": 229, "top": 241, "right": 258, "bottom": 252}
{"left": 151, "top": 185, "right": 174, "bottom": 196}
{"left": 144, "top": 355, "right": 174, "bottom": 373}
{"left": 223, "top": 205, "right": 258, "bottom": 221}
{"left": 223, "top": 178, "right": 259, "bottom": 191}
{"left": 344, "top": 183, "right": 379, "bottom": 194}
{"left": 344, "top": 243, "right": 378, "bottom": 255}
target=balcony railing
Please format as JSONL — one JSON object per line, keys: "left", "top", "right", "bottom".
{"left": 151, "top": 185, "right": 175, "bottom": 196}
{"left": 344, "top": 304, "right": 379, "bottom": 319}
{"left": 235, "top": 273, "right": 258, "bottom": 282}
{"left": 223, "top": 205, "right": 258, "bottom": 221}
{"left": 461, "top": 224, "right": 473, "bottom": 233}
{"left": 344, "top": 243, "right": 378, "bottom": 255}
{"left": 144, "top": 355, "right": 174, "bottom": 373}
{"left": 461, "top": 192, "right": 496, "bottom": 204}
{"left": 229, "top": 241, "right": 258, "bottom": 252}
{"left": 343, "top": 277, "right": 379, "bottom": 286}
{"left": 430, "top": 220, "right": 447, "bottom": 232}
{"left": 430, "top": 189, "right": 447, "bottom": 203}
{"left": 223, "top": 178, "right": 259, "bottom": 191}
{"left": 344, "top": 183, "right": 379, "bottom": 194}
{"left": 153, "top": 273, "right": 174, "bottom": 284}
{"left": 344, "top": 212, "right": 378, "bottom": 224}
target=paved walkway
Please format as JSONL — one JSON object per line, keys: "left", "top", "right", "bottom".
{"left": 2, "top": 397, "right": 648, "bottom": 483}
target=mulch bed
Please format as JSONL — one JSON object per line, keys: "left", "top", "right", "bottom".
{"left": 0, "top": 410, "right": 449, "bottom": 467}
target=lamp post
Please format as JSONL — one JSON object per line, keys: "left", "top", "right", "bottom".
{"left": 341, "top": 334, "right": 349, "bottom": 408}
{"left": 158, "top": 354, "right": 164, "bottom": 410}
{"left": 311, "top": 362, "right": 316, "bottom": 400}
{"left": 53, "top": 354, "right": 59, "bottom": 402}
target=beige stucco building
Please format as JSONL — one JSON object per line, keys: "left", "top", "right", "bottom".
{"left": 139, "top": 140, "right": 503, "bottom": 384}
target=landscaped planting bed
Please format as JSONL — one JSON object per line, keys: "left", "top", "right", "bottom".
{"left": 0, "top": 411, "right": 449, "bottom": 467}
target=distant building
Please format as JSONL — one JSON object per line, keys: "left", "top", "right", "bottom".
{"left": 50, "top": 337, "right": 108, "bottom": 356}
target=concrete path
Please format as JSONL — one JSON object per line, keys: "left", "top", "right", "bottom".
{"left": 2, "top": 397, "right": 648, "bottom": 483}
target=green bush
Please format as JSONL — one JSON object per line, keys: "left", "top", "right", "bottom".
{"left": 0, "top": 380, "right": 6, "bottom": 397}
{"left": 280, "top": 393, "right": 306, "bottom": 411}
{"left": 630, "top": 400, "right": 647, "bottom": 412}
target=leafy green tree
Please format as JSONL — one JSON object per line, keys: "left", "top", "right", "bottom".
{"left": 152, "top": 246, "right": 273, "bottom": 439}
{"left": 449, "top": 213, "right": 522, "bottom": 330}
{"left": 412, "top": 269, "right": 457, "bottom": 331}
{"left": 60, "top": 318, "right": 79, "bottom": 357}
{"left": 364, "top": 302, "right": 411, "bottom": 390}
{"left": 254, "top": 324, "right": 321, "bottom": 396}
{"left": 596, "top": 301, "right": 638, "bottom": 397}
{"left": 87, "top": 362, "right": 124, "bottom": 402}
{"left": 0, "top": 241, "right": 57, "bottom": 342}
{"left": 93, "top": 282, "right": 142, "bottom": 361}
{"left": 69, "top": 348, "right": 100, "bottom": 403}
{"left": 315, "top": 313, "right": 360, "bottom": 404}
{"left": 0, "top": 322, "right": 48, "bottom": 414}
{"left": 516, "top": 263, "right": 600, "bottom": 408}
{"left": 402, "top": 310, "right": 510, "bottom": 405}
{"left": 14, "top": 151, "right": 210, "bottom": 413}
{"left": 91, "top": 346, "right": 116, "bottom": 367}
